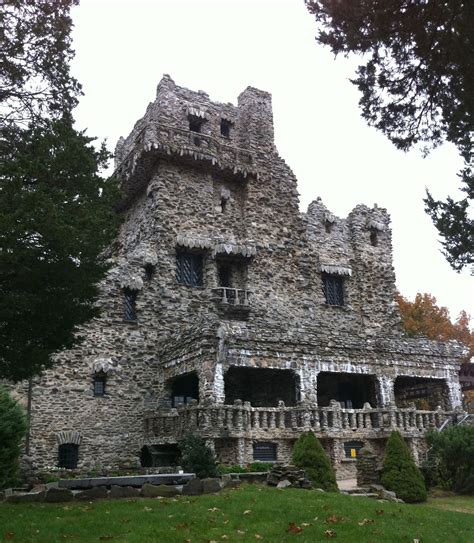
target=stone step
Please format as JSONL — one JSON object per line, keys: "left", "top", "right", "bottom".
{"left": 58, "top": 473, "right": 195, "bottom": 490}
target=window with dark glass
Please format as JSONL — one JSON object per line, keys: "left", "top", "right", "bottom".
{"left": 322, "top": 273, "right": 344, "bottom": 306}
{"left": 176, "top": 252, "right": 203, "bottom": 287}
{"left": 344, "top": 440, "right": 363, "bottom": 459}
{"left": 58, "top": 443, "right": 79, "bottom": 469}
{"left": 189, "top": 117, "right": 203, "bottom": 133}
{"left": 93, "top": 371, "right": 106, "bottom": 397}
{"left": 123, "top": 288, "right": 138, "bottom": 321}
{"left": 253, "top": 442, "right": 277, "bottom": 462}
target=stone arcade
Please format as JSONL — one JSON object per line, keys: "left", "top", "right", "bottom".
{"left": 21, "top": 76, "right": 465, "bottom": 479}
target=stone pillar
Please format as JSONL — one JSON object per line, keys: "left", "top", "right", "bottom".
{"left": 213, "top": 363, "right": 225, "bottom": 404}
{"left": 198, "top": 357, "right": 217, "bottom": 405}
{"left": 446, "top": 373, "right": 463, "bottom": 410}
{"left": 356, "top": 444, "right": 380, "bottom": 487}
{"left": 236, "top": 438, "right": 246, "bottom": 466}
{"left": 377, "top": 376, "right": 395, "bottom": 407}
{"left": 298, "top": 366, "right": 319, "bottom": 405}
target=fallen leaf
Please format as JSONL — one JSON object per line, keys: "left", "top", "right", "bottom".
{"left": 255, "top": 536, "right": 263, "bottom": 541}
{"left": 4, "top": 534, "right": 14, "bottom": 541}
{"left": 413, "top": 540, "right": 420, "bottom": 543}
{"left": 168, "top": 514, "right": 174, "bottom": 518}
{"left": 326, "top": 515, "right": 344, "bottom": 524}
{"left": 143, "top": 506, "right": 152, "bottom": 512}
{"left": 208, "top": 507, "right": 220, "bottom": 512}
{"left": 358, "top": 518, "right": 375, "bottom": 526}
{"left": 183, "top": 540, "right": 192, "bottom": 543}
{"left": 287, "top": 522, "right": 303, "bottom": 534}
{"left": 237, "top": 530, "right": 246, "bottom": 534}
{"left": 324, "top": 530, "right": 336, "bottom": 538}
{"left": 221, "top": 536, "right": 229, "bottom": 540}
{"left": 243, "top": 510, "right": 252, "bottom": 515}
{"left": 175, "top": 523, "right": 188, "bottom": 529}
{"left": 301, "top": 523, "right": 312, "bottom": 528}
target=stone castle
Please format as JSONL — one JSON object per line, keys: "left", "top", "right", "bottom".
{"left": 22, "top": 75, "right": 465, "bottom": 478}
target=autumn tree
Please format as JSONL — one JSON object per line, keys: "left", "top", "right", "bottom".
{"left": 305, "top": 1, "right": 473, "bottom": 270}
{"left": 396, "top": 292, "right": 473, "bottom": 361}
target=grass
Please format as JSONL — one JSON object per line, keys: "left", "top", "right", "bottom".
{"left": 425, "top": 494, "right": 474, "bottom": 515}
{"left": 0, "top": 484, "right": 473, "bottom": 543}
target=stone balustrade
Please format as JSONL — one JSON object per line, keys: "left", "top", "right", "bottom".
{"left": 212, "top": 288, "right": 250, "bottom": 305}
{"left": 118, "top": 122, "right": 256, "bottom": 181}
{"left": 144, "top": 400, "right": 459, "bottom": 442}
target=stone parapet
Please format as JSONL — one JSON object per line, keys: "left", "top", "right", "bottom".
{"left": 144, "top": 402, "right": 460, "bottom": 444}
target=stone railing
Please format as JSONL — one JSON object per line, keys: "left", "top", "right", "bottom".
{"left": 118, "top": 122, "right": 256, "bottom": 182}
{"left": 144, "top": 400, "right": 459, "bottom": 441}
{"left": 212, "top": 288, "right": 250, "bottom": 306}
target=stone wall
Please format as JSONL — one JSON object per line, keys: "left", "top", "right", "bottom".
{"left": 14, "top": 76, "right": 465, "bottom": 476}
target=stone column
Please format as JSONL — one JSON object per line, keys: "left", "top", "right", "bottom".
{"left": 376, "top": 375, "right": 395, "bottom": 407}
{"left": 297, "top": 366, "right": 319, "bottom": 405}
{"left": 213, "top": 363, "right": 225, "bottom": 404}
{"left": 446, "top": 373, "right": 463, "bottom": 410}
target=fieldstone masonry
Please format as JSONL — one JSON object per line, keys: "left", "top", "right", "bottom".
{"left": 15, "top": 76, "right": 465, "bottom": 478}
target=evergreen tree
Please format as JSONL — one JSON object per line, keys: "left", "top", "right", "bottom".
{"left": 178, "top": 434, "right": 218, "bottom": 479}
{"left": 0, "top": 387, "right": 28, "bottom": 489}
{"left": 292, "top": 431, "right": 338, "bottom": 492}
{"left": 381, "top": 431, "right": 427, "bottom": 503}
{"left": 0, "top": 117, "right": 118, "bottom": 381}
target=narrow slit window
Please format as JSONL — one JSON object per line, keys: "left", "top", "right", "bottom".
{"left": 123, "top": 288, "right": 138, "bottom": 321}
{"left": 322, "top": 273, "right": 344, "bottom": 306}
{"left": 144, "top": 263, "right": 155, "bottom": 280}
{"left": 220, "top": 119, "right": 232, "bottom": 138}
{"left": 370, "top": 229, "right": 378, "bottom": 246}
{"left": 93, "top": 371, "right": 106, "bottom": 397}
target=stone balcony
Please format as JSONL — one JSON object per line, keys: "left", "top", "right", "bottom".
{"left": 144, "top": 400, "right": 460, "bottom": 444}
{"left": 212, "top": 287, "right": 251, "bottom": 320}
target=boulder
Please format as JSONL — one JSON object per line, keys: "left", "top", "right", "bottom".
{"left": 6, "top": 491, "right": 45, "bottom": 503}
{"left": 201, "top": 478, "right": 223, "bottom": 494}
{"left": 110, "top": 485, "right": 141, "bottom": 499}
{"left": 45, "top": 487, "right": 74, "bottom": 503}
{"left": 182, "top": 479, "right": 204, "bottom": 496}
{"left": 141, "top": 484, "right": 180, "bottom": 498}
{"left": 76, "top": 486, "right": 108, "bottom": 500}
{"left": 277, "top": 479, "right": 292, "bottom": 489}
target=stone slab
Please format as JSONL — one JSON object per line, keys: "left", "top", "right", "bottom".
{"left": 58, "top": 473, "right": 195, "bottom": 489}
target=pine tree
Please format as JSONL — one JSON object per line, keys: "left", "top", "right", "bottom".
{"left": 292, "top": 431, "right": 338, "bottom": 492}
{"left": 381, "top": 431, "right": 427, "bottom": 503}
{"left": 0, "top": 387, "right": 28, "bottom": 489}
{"left": 178, "top": 435, "right": 218, "bottom": 479}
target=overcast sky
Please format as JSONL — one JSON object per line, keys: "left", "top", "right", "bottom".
{"left": 70, "top": 0, "right": 473, "bottom": 321}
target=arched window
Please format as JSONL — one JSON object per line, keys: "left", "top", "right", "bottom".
{"left": 93, "top": 371, "right": 106, "bottom": 396}
{"left": 58, "top": 443, "right": 79, "bottom": 469}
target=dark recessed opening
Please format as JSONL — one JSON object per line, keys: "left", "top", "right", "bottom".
{"left": 317, "top": 372, "right": 377, "bottom": 409}
{"left": 370, "top": 229, "right": 378, "bottom": 246}
{"left": 225, "top": 367, "right": 298, "bottom": 407}
{"left": 93, "top": 371, "right": 106, "bottom": 397}
{"left": 144, "top": 263, "right": 155, "bottom": 280}
{"left": 220, "top": 119, "right": 232, "bottom": 138}
{"left": 140, "top": 444, "right": 180, "bottom": 467}
{"left": 253, "top": 442, "right": 277, "bottom": 462}
{"left": 58, "top": 443, "right": 79, "bottom": 469}
{"left": 170, "top": 372, "right": 199, "bottom": 407}
{"left": 394, "top": 376, "right": 449, "bottom": 410}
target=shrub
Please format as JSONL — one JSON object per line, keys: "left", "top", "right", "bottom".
{"left": 292, "top": 431, "right": 338, "bottom": 492}
{"left": 381, "top": 431, "right": 427, "bottom": 503}
{"left": 0, "top": 387, "right": 28, "bottom": 489}
{"left": 426, "top": 425, "right": 474, "bottom": 495}
{"left": 178, "top": 434, "right": 218, "bottom": 479}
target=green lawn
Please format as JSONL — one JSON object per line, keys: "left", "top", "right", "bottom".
{"left": 0, "top": 485, "right": 472, "bottom": 543}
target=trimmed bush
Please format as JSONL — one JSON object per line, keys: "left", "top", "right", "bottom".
{"left": 0, "top": 387, "right": 28, "bottom": 489}
{"left": 426, "top": 425, "right": 474, "bottom": 495}
{"left": 178, "top": 434, "right": 218, "bottom": 479}
{"left": 381, "top": 431, "right": 427, "bottom": 503}
{"left": 292, "top": 431, "right": 338, "bottom": 492}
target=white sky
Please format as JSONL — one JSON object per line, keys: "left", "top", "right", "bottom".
{"left": 70, "top": 0, "right": 473, "bottom": 321}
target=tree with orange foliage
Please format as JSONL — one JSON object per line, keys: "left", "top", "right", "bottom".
{"left": 395, "top": 293, "right": 473, "bottom": 362}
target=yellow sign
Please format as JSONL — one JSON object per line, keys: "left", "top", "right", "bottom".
{"left": 350, "top": 448, "right": 357, "bottom": 458}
